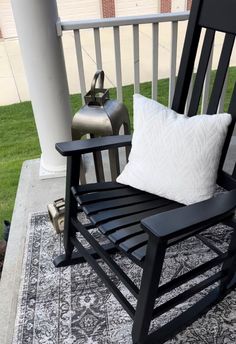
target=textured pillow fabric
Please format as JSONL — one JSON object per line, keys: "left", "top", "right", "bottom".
{"left": 117, "top": 94, "right": 232, "bottom": 205}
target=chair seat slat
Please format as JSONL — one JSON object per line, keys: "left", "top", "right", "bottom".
{"left": 77, "top": 187, "right": 142, "bottom": 204}
{"left": 75, "top": 181, "right": 126, "bottom": 195}
{"left": 108, "top": 225, "right": 144, "bottom": 244}
{"left": 90, "top": 199, "right": 171, "bottom": 225}
{"left": 83, "top": 193, "right": 159, "bottom": 215}
{"left": 132, "top": 245, "right": 147, "bottom": 262}
{"left": 99, "top": 203, "right": 181, "bottom": 234}
{"left": 119, "top": 233, "right": 148, "bottom": 253}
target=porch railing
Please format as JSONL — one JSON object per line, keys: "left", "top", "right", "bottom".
{"left": 57, "top": 12, "right": 228, "bottom": 112}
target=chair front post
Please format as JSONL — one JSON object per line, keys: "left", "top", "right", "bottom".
{"left": 220, "top": 219, "right": 236, "bottom": 294}
{"left": 132, "top": 236, "right": 167, "bottom": 344}
{"left": 63, "top": 155, "right": 81, "bottom": 259}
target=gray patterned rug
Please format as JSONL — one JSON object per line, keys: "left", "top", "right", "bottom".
{"left": 12, "top": 212, "right": 236, "bottom": 344}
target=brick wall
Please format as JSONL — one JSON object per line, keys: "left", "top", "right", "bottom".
{"left": 102, "top": 0, "right": 190, "bottom": 17}
{"left": 187, "top": 0, "right": 192, "bottom": 10}
{"left": 102, "top": 0, "right": 115, "bottom": 18}
{"left": 160, "top": 0, "right": 172, "bottom": 13}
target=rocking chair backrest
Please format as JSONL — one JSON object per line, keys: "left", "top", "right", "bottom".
{"left": 172, "top": 0, "right": 236, "bottom": 173}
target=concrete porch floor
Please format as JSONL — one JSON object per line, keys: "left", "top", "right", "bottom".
{"left": 1, "top": 138, "right": 236, "bottom": 344}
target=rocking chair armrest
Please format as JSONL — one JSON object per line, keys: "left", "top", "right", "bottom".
{"left": 56, "top": 135, "right": 132, "bottom": 156}
{"left": 141, "top": 189, "right": 236, "bottom": 241}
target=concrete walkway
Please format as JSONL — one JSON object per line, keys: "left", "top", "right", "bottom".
{"left": 1, "top": 21, "right": 236, "bottom": 106}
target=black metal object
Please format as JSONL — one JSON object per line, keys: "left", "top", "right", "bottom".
{"left": 54, "top": 1, "right": 236, "bottom": 343}
{"left": 84, "top": 70, "right": 109, "bottom": 106}
{"left": 3, "top": 220, "right": 10, "bottom": 242}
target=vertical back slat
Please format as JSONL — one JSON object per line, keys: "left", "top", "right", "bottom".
{"left": 169, "top": 21, "right": 178, "bottom": 106}
{"left": 152, "top": 23, "right": 159, "bottom": 100}
{"left": 133, "top": 24, "right": 140, "bottom": 93}
{"left": 207, "top": 33, "right": 235, "bottom": 114}
{"left": 172, "top": 0, "right": 202, "bottom": 113}
{"left": 188, "top": 29, "right": 215, "bottom": 116}
{"left": 218, "top": 71, "right": 229, "bottom": 113}
{"left": 201, "top": 47, "right": 214, "bottom": 114}
{"left": 218, "top": 83, "right": 236, "bottom": 171}
{"left": 74, "top": 29, "right": 87, "bottom": 105}
{"left": 113, "top": 26, "right": 123, "bottom": 102}
{"left": 185, "top": 74, "right": 194, "bottom": 114}
{"left": 94, "top": 28, "right": 102, "bottom": 70}
{"left": 228, "top": 83, "right": 236, "bottom": 120}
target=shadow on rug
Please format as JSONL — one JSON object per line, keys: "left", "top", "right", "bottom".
{"left": 13, "top": 212, "right": 236, "bottom": 343}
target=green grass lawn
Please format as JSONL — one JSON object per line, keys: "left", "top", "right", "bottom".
{"left": 0, "top": 68, "right": 235, "bottom": 239}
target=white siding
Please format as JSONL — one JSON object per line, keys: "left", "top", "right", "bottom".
{"left": 57, "top": 0, "right": 101, "bottom": 21}
{"left": 0, "top": 0, "right": 17, "bottom": 38}
{"left": 0, "top": 0, "right": 101, "bottom": 39}
{"left": 172, "top": 0, "right": 187, "bottom": 12}
{"left": 115, "top": 0, "right": 159, "bottom": 17}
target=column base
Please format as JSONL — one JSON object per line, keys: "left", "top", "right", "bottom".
{"left": 39, "top": 158, "right": 66, "bottom": 179}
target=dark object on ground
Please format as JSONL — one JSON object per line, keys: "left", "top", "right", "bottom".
{"left": 48, "top": 198, "right": 65, "bottom": 233}
{"left": 3, "top": 220, "right": 11, "bottom": 242}
{"left": 0, "top": 240, "right": 7, "bottom": 278}
{"left": 53, "top": 1, "right": 236, "bottom": 343}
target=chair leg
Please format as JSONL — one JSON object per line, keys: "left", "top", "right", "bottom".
{"left": 220, "top": 220, "right": 236, "bottom": 293}
{"left": 132, "top": 238, "right": 166, "bottom": 344}
{"left": 63, "top": 156, "right": 80, "bottom": 261}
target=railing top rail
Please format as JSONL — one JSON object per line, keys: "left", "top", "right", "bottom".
{"left": 60, "top": 12, "right": 189, "bottom": 31}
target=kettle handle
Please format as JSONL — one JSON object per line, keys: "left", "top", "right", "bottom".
{"left": 90, "top": 70, "right": 105, "bottom": 102}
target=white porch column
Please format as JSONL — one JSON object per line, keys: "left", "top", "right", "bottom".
{"left": 11, "top": 0, "right": 72, "bottom": 178}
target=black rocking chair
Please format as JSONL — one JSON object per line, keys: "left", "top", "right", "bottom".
{"left": 54, "top": 0, "right": 236, "bottom": 343}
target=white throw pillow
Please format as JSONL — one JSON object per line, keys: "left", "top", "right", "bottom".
{"left": 117, "top": 94, "right": 232, "bottom": 205}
